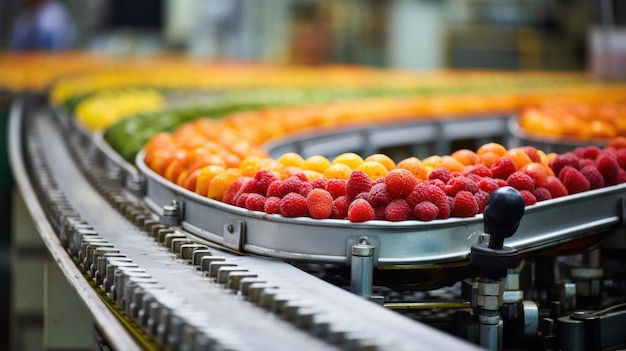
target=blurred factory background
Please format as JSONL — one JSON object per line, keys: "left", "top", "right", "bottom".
{"left": 2, "top": 0, "right": 623, "bottom": 71}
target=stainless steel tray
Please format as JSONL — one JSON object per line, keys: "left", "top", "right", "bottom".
{"left": 137, "top": 150, "right": 626, "bottom": 266}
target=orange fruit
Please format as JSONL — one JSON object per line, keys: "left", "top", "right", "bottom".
{"left": 477, "top": 142, "right": 507, "bottom": 157}
{"left": 520, "top": 146, "right": 541, "bottom": 163}
{"left": 332, "top": 152, "right": 364, "bottom": 170}
{"left": 477, "top": 151, "right": 501, "bottom": 168}
{"left": 182, "top": 168, "right": 202, "bottom": 191}
{"left": 521, "top": 162, "right": 548, "bottom": 187}
{"left": 364, "top": 154, "right": 396, "bottom": 171}
{"left": 356, "top": 161, "right": 389, "bottom": 180}
{"left": 277, "top": 152, "right": 305, "bottom": 168}
{"left": 207, "top": 168, "right": 242, "bottom": 201}
{"left": 451, "top": 149, "right": 479, "bottom": 166}
{"left": 506, "top": 148, "right": 533, "bottom": 170}
{"left": 303, "top": 170, "right": 324, "bottom": 181}
{"left": 323, "top": 163, "right": 353, "bottom": 180}
{"left": 396, "top": 157, "right": 428, "bottom": 180}
{"left": 422, "top": 155, "right": 443, "bottom": 169}
{"left": 195, "top": 165, "right": 227, "bottom": 196}
{"left": 440, "top": 156, "right": 465, "bottom": 173}
{"left": 302, "top": 155, "right": 332, "bottom": 173}
{"left": 239, "top": 156, "right": 265, "bottom": 177}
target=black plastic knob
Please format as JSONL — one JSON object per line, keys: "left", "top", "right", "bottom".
{"left": 470, "top": 186, "right": 525, "bottom": 280}
{"left": 484, "top": 186, "right": 525, "bottom": 250}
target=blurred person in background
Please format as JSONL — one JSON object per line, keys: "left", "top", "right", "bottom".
{"left": 10, "top": 0, "right": 75, "bottom": 50}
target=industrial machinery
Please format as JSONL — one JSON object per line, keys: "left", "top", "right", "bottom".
{"left": 10, "top": 92, "right": 626, "bottom": 351}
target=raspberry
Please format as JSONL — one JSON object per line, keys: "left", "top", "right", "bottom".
{"left": 427, "top": 179, "right": 447, "bottom": 193}
{"left": 466, "top": 173, "right": 483, "bottom": 183}
{"left": 545, "top": 176, "right": 568, "bottom": 198}
{"left": 452, "top": 190, "right": 479, "bottom": 218}
{"left": 332, "top": 195, "right": 350, "bottom": 219}
{"left": 384, "top": 199, "right": 412, "bottom": 222}
{"left": 236, "top": 193, "right": 249, "bottom": 208}
{"left": 264, "top": 196, "right": 281, "bottom": 214}
{"left": 222, "top": 177, "right": 252, "bottom": 205}
{"left": 609, "top": 136, "right": 626, "bottom": 150}
{"left": 463, "top": 164, "right": 493, "bottom": 178}
{"left": 532, "top": 187, "right": 552, "bottom": 202}
{"left": 579, "top": 159, "right": 596, "bottom": 168}
{"left": 478, "top": 177, "right": 499, "bottom": 194}
{"left": 496, "top": 178, "right": 509, "bottom": 188}
{"left": 615, "top": 149, "right": 626, "bottom": 170}
{"left": 573, "top": 147, "right": 586, "bottom": 159}
{"left": 446, "top": 176, "right": 478, "bottom": 196}
{"left": 245, "top": 193, "right": 266, "bottom": 211}
{"left": 582, "top": 146, "right": 602, "bottom": 160}
{"left": 520, "top": 190, "right": 537, "bottom": 206}
{"left": 386, "top": 169, "right": 418, "bottom": 198}
{"left": 507, "top": 171, "right": 535, "bottom": 192}
{"left": 580, "top": 165, "right": 604, "bottom": 189}
{"left": 474, "top": 190, "right": 490, "bottom": 213}
{"left": 559, "top": 166, "right": 590, "bottom": 194}
{"left": 311, "top": 178, "right": 328, "bottom": 190}
{"left": 491, "top": 157, "right": 517, "bottom": 180}
{"left": 306, "top": 188, "right": 333, "bottom": 219}
{"left": 254, "top": 169, "right": 278, "bottom": 196}
{"left": 429, "top": 167, "right": 454, "bottom": 184}
{"left": 279, "top": 193, "right": 308, "bottom": 217}
{"left": 597, "top": 155, "right": 620, "bottom": 186}
{"left": 620, "top": 169, "right": 626, "bottom": 184}
{"left": 278, "top": 176, "right": 303, "bottom": 197}
{"left": 406, "top": 182, "right": 430, "bottom": 208}
{"left": 266, "top": 180, "right": 282, "bottom": 198}
{"left": 434, "top": 197, "right": 451, "bottom": 219}
{"left": 348, "top": 198, "right": 375, "bottom": 222}
{"left": 413, "top": 201, "right": 439, "bottom": 221}
{"left": 326, "top": 179, "right": 347, "bottom": 199}
{"left": 292, "top": 172, "right": 308, "bottom": 182}
{"left": 299, "top": 181, "right": 313, "bottom": 197}
{"left": 549, "top": 152, "right": 580, "bottom": 176}
{"left": 346, "top": 170, "right": 373, "bottom": 199}
{"left": 368, "top": 182, "right": 392, "bottom": 207}
{"left": 355, "top": 192, "right": 370, "bottom": 202}
{"left": 374, "top": 205, "right": 387, "bottom": 220}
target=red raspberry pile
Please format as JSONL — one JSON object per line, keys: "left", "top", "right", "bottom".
{"left": 220, "top": 142, "right": 626, "bottom": 223}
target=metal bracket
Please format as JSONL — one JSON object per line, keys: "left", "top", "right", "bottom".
{"left": 223, "top": 219, "right": 245, "bottom": 251}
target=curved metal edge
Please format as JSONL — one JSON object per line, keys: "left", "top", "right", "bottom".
{"left": 8, "top": 96, "right": 143, "bottom": 351}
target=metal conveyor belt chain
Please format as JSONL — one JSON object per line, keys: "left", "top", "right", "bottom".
{"left": 14, "top": 96, "right": 483, "bottom": 351}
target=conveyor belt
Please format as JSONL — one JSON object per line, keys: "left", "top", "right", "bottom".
{"left": 12, "top": 95, "right": 483, "bottom": 350}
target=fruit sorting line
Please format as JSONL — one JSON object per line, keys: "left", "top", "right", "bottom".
{"left": 12, "top": 95, "right": 483, "bottom": 350}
